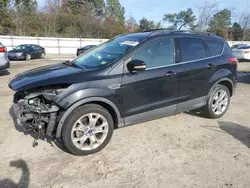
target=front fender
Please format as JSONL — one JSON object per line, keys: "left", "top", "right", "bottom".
{"left": 55, "top": 97, "right": 123, "bottom": 138}
{"left": 55, "top": 88, "right": 113, "bottom": 109}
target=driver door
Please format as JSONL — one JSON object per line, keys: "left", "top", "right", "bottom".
{"left": 121, "top": 38, "right": 181, "bottom": 125}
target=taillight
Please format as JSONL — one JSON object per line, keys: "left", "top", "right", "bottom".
{"left": 0, "top": 47, "right": 6, "bottom": 53}
{"left": 244, "top": 51, "right": 250, "bottom": 53}
{"left": 228, "top": 57, "right": 238, "bottom": 65}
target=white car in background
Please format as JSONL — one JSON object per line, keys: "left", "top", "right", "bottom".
{"left": 0, "top": 42, "right": 10, "bottom": 71}
{"left": 232, "top": 46, "right": 250, "bottom": 61}
{"left": 231, "top": 43, "right": 248, "bottom": 50}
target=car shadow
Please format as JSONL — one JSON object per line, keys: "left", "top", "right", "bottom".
{"left": 0, "top": 159, "right": 30, "bottom": 188}
{"left": 185, "top": 109, "right": 205, "bottom": 118}
{"left": 218, "top": 121, "right": 250, "bottom": 149}
{"left": 0, "top": 69, "right": 10, "bottom": 76}
{"left": 238, "top": 71, "right": 250, "bottom": 84}
{"left": 9, "top": 105, "right": 72, "bottom": 154}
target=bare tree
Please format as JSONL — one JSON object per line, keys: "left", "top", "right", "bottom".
{"left": 38, "top": 0, "right": 60, "bottom": 37}
{"left": 9, "top": 1, "right": 26, "bottom": 35}
{"left": 239, "top": 6, "right": 250, "bottom": 41}
{"left": 196, "top": 0, "right": 218, "bottom": 31}
{"left": 125, "top": 16, "right": 138, "bottom": 32}
{"left": 75, "top": 2, "right": 101, "bottom": 38}
{"left": 9, "top": 0, "right": 39, "bottom": 36}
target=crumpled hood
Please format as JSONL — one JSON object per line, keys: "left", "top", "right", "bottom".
{"left": 9, "top": 62, "right": 86, "bottom": 91}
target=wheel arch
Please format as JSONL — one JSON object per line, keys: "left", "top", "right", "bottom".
{"left": 213, "top": 78, "right": 234, "bottom": 96}
{"left": 209, "top": 69, "right": 235, "bottom": 97}
{"left": 56, "top": 97, "right": 123, "bottom": 138}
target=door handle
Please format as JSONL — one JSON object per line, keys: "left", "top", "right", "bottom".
{"left": 165, "top": 71, "right": 176, "bottom": 77}
{"left": 207, "top": 64, "right": 215, "bottom": 68}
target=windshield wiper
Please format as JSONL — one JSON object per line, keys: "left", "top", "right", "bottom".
{"left": 63, "top": 60, "right": 83, "bottom": 69}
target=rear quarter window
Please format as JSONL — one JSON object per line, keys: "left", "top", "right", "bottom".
{"left": 207, "top": 41, "right": 224, "bottom": 56}
{"left": 223, "top": 42, "right": 233, "bottom": 56}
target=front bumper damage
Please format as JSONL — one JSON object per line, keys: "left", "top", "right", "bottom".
{"left": 12, "top": 92, "right": 60, "bottom": 145}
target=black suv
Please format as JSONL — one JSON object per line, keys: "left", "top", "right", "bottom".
{"left": 9, "top": 30, "right": 237, "bottom": 156}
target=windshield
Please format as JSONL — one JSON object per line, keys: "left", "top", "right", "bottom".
{"left": 238, "top": 46, "right": 250, "bottom": 50}
{"left": 231, "top": 45, "right": 239, "bottom": 49}
{"left": 71, "top": 34, "right": 147, "bottom": 69}
{"left": 15, "top": 45, "right": 29, "bottom": 50}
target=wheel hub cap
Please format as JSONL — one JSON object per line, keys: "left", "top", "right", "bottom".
{"left": 88, "top": 130, "right": 92, "bottom": 134}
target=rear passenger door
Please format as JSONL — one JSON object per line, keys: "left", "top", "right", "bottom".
{"left": 176, "top": 37, "right": 216, "bottom": 112}
{"left": 35, "top": 45, "right": 43, "bottom": 58}
{"left": 30, "top": 45, "right": 38, "bottom": 58}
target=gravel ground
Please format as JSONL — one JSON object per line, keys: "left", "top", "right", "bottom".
{"left": 0, "top": 59, "right": 250, "bottom": 188}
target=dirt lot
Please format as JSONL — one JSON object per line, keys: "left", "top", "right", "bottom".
{"left": 0, "top": 59, "right": 250, "bottom": 188}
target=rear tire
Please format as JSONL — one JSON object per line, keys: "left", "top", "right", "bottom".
{"left": 201, "top": 84, "right": 230, "bottom": 119}
{"left": 62, "top": 104, "right": 114, "bottom": 156}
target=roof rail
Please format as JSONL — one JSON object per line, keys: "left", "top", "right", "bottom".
{"left": 171, "top": 30, "right": 216, "bottom": 36}
{"left": 143, "top": 29, "right": 216, "bottom": 36}
{"left": 143, "top": 28, "right": 169, "bottom": 32}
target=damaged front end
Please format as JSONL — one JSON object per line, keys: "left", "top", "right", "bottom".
{"left": 12, "top": 89, "right": 62, "bottom": 146}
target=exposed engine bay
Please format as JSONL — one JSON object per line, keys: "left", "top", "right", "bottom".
{"left": 13, "top": 89, "right": 62, "bottom": 146}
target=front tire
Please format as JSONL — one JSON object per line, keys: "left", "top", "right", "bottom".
{"left": 201, "top": 84, "right": 230, "bottom": 119}
{"left": 40, "top": 53, "right": 45, "bottom": 59}
{"left": 62, "top": 104, "right": 114, "bottom": 156}
{"left": 25, "top": 54, "right": 31, "bottom": 61}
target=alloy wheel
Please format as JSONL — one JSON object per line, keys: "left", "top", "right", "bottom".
{"left": 26, "top": 54, "right": 31, "bottom": 60}
{"left": 71, "top": 113, "right": 109, "bottom": 150}
{"left": 211, "top": 89, "right": 229, "bottom": 115}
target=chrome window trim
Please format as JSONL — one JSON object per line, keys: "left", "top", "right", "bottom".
{"left": 146, "top": 42, "right": 225, "bottom": 71}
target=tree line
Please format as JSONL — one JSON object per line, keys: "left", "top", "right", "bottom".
{"left": 0, "top": 0, "right": 250, "bottom": 40}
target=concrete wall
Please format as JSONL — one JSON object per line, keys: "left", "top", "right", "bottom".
{"left": 1, "top": 35, "right": 250, "bottom": 55}
{"left": 0, "top": 35, "right": 108, "bottom": 55}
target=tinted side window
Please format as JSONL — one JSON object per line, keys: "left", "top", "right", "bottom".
{"left": 207, "top": 41, "right": 223, "bottom": 56}
{"left": 179, "top": 38, "right": 207, "bottom": 62}
{"left": 223, "top": 42, "right": 233, "bottom": 56}
{"left": 83, "top": 46, "right": 91, "bottom": 50}
{"left": 231, "top": 45, "right": 239, "bottom": 49}
{"left": 35, "top": 45, "right": 41, "bottom": 50}
{"left": 131, "top": 38, "right": 175, "bottom": 69}
{"left": 30, "top": 45, "right": 36, "bottom": 50}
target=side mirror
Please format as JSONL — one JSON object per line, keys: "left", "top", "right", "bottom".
{"left": 127, "top": 59, "right": 146, "bottom": 72}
